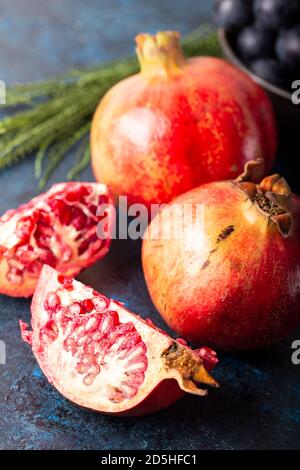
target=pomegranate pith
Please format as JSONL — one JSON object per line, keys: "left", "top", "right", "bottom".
{"left": 142, "top": 160, "right": 300, "bottom": 350}
{"left": 0, "top": 182, "right": 113, "bottom": 297}
{"left": 20, "top": 265, "right": 218, "bottom": 416}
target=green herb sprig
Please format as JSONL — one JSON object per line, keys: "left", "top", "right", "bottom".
{"left": 0, "top": 26, "right": 221, "bottom": 188}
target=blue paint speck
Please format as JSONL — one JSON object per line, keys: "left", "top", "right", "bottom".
{"left": 32, "top": 366, "right": 43, "bottom": 378}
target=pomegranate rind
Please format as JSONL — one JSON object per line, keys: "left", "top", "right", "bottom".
{"left": 21, "top": 265, "right": 218, "bottom": 416}
{"left": 0, "top": 182, "right": 113, "bottom": 298}
{"left": 142, "top": 174, "right": 300, "bottom": 350}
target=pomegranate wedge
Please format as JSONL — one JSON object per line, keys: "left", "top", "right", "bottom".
{"left": 0, "top": 182, "right": 113, "bottom": 297}
{"left": 20, "top": 265, "right": 219, "bottom": 416}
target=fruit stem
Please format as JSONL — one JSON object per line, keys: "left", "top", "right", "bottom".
{"left": 135, "top": 31, "right": 186, "bottom": 78}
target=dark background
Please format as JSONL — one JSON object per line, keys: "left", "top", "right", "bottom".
{"left": 0, "top": 0, "right": 299, "bottom": 450}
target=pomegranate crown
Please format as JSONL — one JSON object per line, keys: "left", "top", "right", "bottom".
{"left": 236, "top": 158, "right": 292, "bottom": 237}
{"left": 135, "top": 31, "right": 186, "bottom": 78}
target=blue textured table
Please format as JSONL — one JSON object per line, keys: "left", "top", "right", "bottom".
{"left": 0, "top": 0, "right": 299, "bottom": 450}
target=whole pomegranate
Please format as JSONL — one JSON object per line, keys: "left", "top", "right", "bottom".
{"left": 20, "top": 265, "right": 218, "bottom": 416}
{"left": 142, "top": 159, "right": 300, "bottom": 350}
{"left": 0, "top": 182, "right": 113, "bottom": 297}
{"left": 91, "top": 31, "right": 277, "bottom": 208}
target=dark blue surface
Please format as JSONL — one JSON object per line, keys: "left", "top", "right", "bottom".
{"left": 0, "top": 0, "right": 299, "bottom": 450}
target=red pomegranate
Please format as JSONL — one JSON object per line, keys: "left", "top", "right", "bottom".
{"left": 0, "top": 182, "right": 113, "bottom": 297}
{"left": 91, "top": 31, "right": 277, "bottom": 208}
{"left": 142, "top": 159, "right": 300, "bottom": 350}
{"left": 20, "top": 265, "right": 218, "bottom": 416}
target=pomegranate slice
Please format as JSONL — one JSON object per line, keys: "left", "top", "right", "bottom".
{"left": 20, "top": 265, "right": 219, "bottom": 416}
{"left": 0, "top": 182, "right": 113, "bottom": 297}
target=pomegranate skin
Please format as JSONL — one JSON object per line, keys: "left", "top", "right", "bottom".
{"left": 21, "top": 265, "right": 218, "bottom": 417}
{"left": 91, "top": 32, "right": 277, "bottom": 208}
{"left": 142, "top": 168, "right": 300, "bottom": 350}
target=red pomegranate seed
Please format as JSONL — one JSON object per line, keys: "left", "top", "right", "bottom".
{"left": 197, "top": 347, "right": 219, "bottom": 372}
{"left": 83, "top": 298, "right": 94, "bottom": 313}
{"left": 50, "top": 199, "right": 72, "bottom": 225}
{"left": 57, "top": 274, "right": 73, "bottom": 285}
{"left": 65, "top": 187, "right": 83, "bottom": 202}
{"left": 34, "top": 222, "right": 54, "bottom": 249}
{"left": 37, "top": 210, "right": 51, "bottom": 225}
{"left": 67, "top": 302, "right": 85, "bottom": 317}
{"left": 89, "top": 205, "right": 97, "bottom": 215}
{"left": 176, "top": 338, "right": 188, "bottom": 346}
{"left": 39, "top": 249, "right": 57, "bottom": 267}
{"left": 16, "top": 245, "right": 36, "bottom": 263}
{"left": 39, "top": 321, "right": 59, "bottom": 345}
{"left": 71, "top": 207, "right": 87, "bottom": 231}
{"left": 45, "top": 292, "right": 61, "bottom": 311}
{"left": 26, "top": 260, "right": 43, "bottom": 276}
{"left": 92, "top": 295, "right": 110, "bottom": 312}
{"left": 80, "top": 185, "right": 92, "bottom": 197}
{"left": 78, "top": 239, "right": 89, "bottom": 256}
{"left": 98, "top": 195, "right": 108, "bottom": 206}
{"left": 16, "top": 216, "right": 34, "bottom": 243}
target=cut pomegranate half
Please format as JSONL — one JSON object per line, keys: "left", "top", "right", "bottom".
{"left": 20, "top": 265, "right": 219, "bottom": 416}
{"left": 0, "top": 182, "right": 113, "bottom": 297}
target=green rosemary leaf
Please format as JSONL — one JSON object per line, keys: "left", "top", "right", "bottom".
{"left": 34, "top": 138, "right": 53, "bottom": 179}
{"left": 67, "top": 145, "right": 91, "bottom": 181}
{"left": 38, "top": 122, "right": 91, "bottom": 188}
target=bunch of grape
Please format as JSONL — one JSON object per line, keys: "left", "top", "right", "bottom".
{"left": 214, "top": 0, "right": 300, "bottom": 91}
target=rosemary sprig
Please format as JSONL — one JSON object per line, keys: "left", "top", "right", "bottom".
{"left": 0, "top": 26, "right": 221, "bottom": 187}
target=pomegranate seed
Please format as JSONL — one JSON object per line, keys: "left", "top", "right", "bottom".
{"left": 89, "top": 204, "right": 97, "bottom": 215}
{"left": 0, "top": 246, "right": 6, "bottom": 256}
{"left": 19, "top": 320, "right": 32, "bottom": 345}
{"left": 37, "top": 210, "right": 51, "bottom": 225}
{"left": 86, "top": 217, "right": 96, "bottom": 228}
{"left": 67, "top": 302, "right": 85, "bottom": 317}
{"left": 16, "top": 245, "right": 36, "bottom": 263}
{"left": 98, "top": 195, "right": 108, "bottom": 206}
{"left": 39, "top": 249, "right": 57, "bottom": 267}
{"left": 64, "top": 337, "right": 76, "bottom": 354}
{"left": 83, "top": 298, "right": 94, "bottom": 313}
{"left": 34, "top": 222, "right": 54, "bottom": 249}
{"left": 39, "top": 321, "right": 59, "bottom": 345}
{"left": 78, "top": 239, "right": 89, "bottom": 256}
{"left": 80, "top": 185, "right": 92, "bottom": 197}
{"left": 50, "top": 199, "right": 72, "bottom": 225}
{"left": 93, "top": 295, "right": 110, "bottom": 312}
{"left": 65, "top": 188, "right": 82, "bottom": 202}
{"left": 176, "top": 338, "right": 188, "bottom": 346}
{"left": 79, "top": 233, "right": 103, "bottom": 256}
{"left": 71, "top": 207, "right": 87, "bottom": 231}
{"left": 16, "top": 216, "right": 34, "bottom": 242}
{"left": 197, "top": 347, "right": 219, "bottom": 372}
{"left": 26, "top": 260, "right": 43, "bottom": 276}
{"left": 45, "top": 292, "right": 61, "bottom": 311}
{"left": 57, "top": 274, "right": 72, "bottom": 285}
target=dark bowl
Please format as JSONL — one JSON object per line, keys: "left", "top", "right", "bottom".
{"left": 218, "top": 28, "right": 300, "bottom": 131}
{"left": 218, "top": 28, "right": 300, "bottom": 192}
